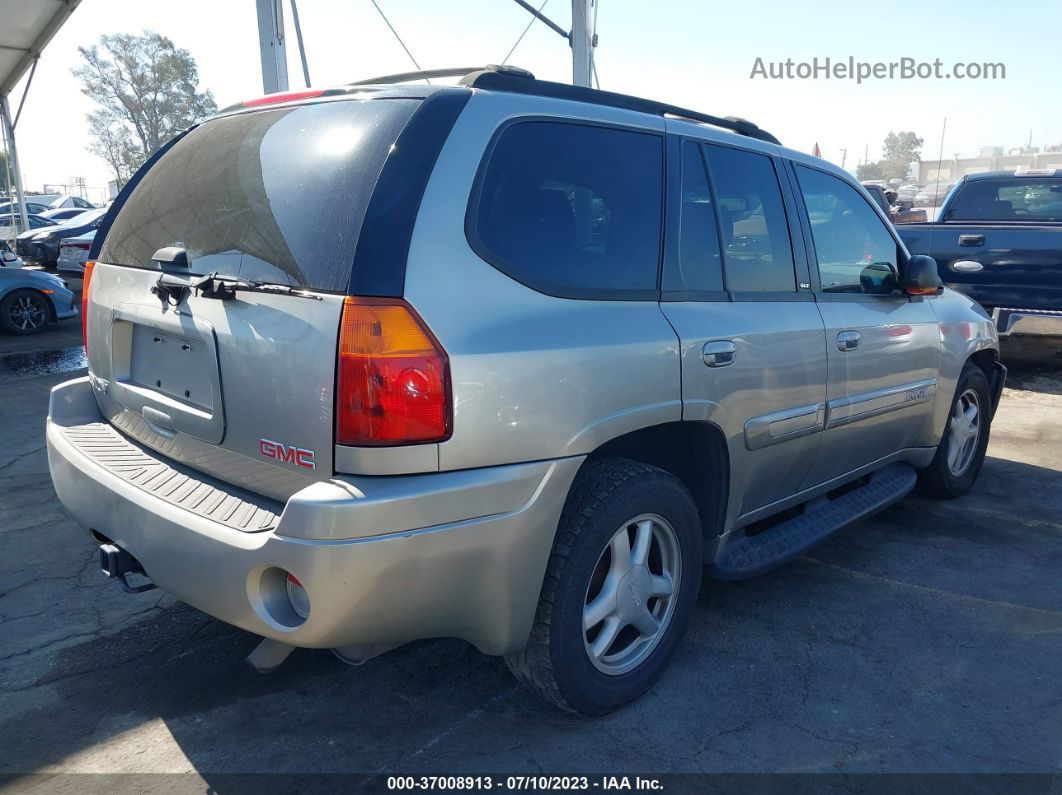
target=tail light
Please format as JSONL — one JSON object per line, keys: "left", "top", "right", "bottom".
{"left": 336, "top": 296, "right": 451, "bottom": 446}
{"left": 81, "top": 260, "right": 95, "bottom": 354}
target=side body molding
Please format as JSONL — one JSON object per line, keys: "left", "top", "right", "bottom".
{"left": 824, "top": 378, "right": 938, "bottom": 430}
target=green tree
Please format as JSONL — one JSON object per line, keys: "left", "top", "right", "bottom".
{"left": 0, "top": 150, "right": 9, "bottom": 194}
{"left": 73, "top": 31, "right": 216, "bottom": 187}
{"left": 880, "top": 131, "right": 923, "bottom": 181}
{"left": 856, "top": 161, "right": 885, "bottom": 181}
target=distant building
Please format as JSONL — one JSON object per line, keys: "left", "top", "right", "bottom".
{"left": 917, "top": 145, "right": 1062, "bottom": 184}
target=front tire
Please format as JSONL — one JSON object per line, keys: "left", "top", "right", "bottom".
{"left": 505, "top": 458, "right": 703, "bottom": 715}
{"left": 0, "top": 289, "right": 50, "bottom": 335}
{"left": 917, "top": 362, "right": 993, "bottom": 499}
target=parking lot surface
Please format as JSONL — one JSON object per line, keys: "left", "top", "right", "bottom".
{"left": 1, "top": 316, "right": 1060, "bottom": 784}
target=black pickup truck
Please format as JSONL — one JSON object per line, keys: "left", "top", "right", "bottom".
{"left": 898, "top": 170, "right": 1062, "bottom": 342}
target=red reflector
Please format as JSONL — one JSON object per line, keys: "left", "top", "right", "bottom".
{"left": 242, "top": 89, "right": 326, "bottom": 107}
{"left": 81, "top": 260, "right": 95, "bottom": 355}
{"left": 336, "top": 297, "right": 451, "bottom": 446}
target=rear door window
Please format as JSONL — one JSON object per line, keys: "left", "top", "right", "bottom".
{"left": 795, "top": 165, "right": 900, "bottom": 295}
{"left": 677, "top": 140, "right": 725, "bottom": 292}
{"left": 702, "top": 144, "right": 796, "bottom": 293}
{"left": 469, "top": 120, "right": 664, "bottom": 299}
{"left": 98, "top": 99, "right": 419, "bottom": 292}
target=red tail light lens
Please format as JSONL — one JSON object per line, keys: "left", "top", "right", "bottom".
{"left": 336, "top": 297, "right": 451, "bottom": 446}
{"left": 81, "top": 260, "right": 95, "bottom": 355}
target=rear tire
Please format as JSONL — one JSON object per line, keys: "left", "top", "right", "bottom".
{"left": 0, "top": 289, "right": 50, "bottom": 335}
{"left": 505, "top": 457, "right": 702, "bottom": 715}
{"left": 917, "top": 362, "right": 992, "bottom": 499}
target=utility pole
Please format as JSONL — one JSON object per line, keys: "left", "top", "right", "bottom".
{"left": 570, "top": 0, "right": 597, "bottom": 88}
{"left": 256, "top": 0, "right": 289, "bottom": 94}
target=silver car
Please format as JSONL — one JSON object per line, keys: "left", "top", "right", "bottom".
{"left": 46, "top": 66, "right": 1004, "bottom": 715}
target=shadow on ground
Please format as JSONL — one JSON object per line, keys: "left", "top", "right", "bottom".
{"left": 2, "top": 453, "right": 1060, "bottom": 781}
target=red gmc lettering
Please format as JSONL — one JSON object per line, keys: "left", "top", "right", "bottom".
{"left": 259, "top": 438, "right": 316, "bottom": 470}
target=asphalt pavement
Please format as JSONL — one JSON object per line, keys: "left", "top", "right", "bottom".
{"left": 1, "top": 317, "right": 1060, "bottom": 787}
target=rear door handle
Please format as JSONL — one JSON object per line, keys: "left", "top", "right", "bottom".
{"left": 952, "top": 260, "right": 984, "bottom": 273}
{"left": 836, "top": 330, "right": 861, "bottom": 352}
{"left": 702, "top": 340, "right": 737, "bottom": 367}
{"left": 958, "top": 234, "right": 984, "bottom": 247}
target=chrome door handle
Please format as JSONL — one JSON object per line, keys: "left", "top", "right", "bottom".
{"left": 702, "top": 340, "right": 737, "bottom": 367}
{"left": 952, "top": 260, "right": 984, "bottom": 273}
{"left": 836, "top": 330, "right": 861, "bottom": 352}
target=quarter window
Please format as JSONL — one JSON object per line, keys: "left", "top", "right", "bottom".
{"left": 702, "top": 144, "right": 796, "bottom": 293}
{"left": 795, "top": 166, "right": 900, "bottom": 295}
{"left": 470, "top": 121, "right": 664, "bottom": 298}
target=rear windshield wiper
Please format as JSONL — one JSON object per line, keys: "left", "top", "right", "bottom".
{"left": 191, "top": 273, "right": 323, "bottom": 301}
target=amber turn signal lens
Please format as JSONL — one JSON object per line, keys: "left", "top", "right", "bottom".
{"left": 335, "top": 297, "right": 451, "bottom": 447}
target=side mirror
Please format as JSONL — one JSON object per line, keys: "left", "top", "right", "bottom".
{"left": 902, "top": 254, "right": 943, "bottom": 296}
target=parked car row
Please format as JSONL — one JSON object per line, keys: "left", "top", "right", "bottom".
{"left": 0, "top": 194, "right": 97, "bottom": 236}
{"left": 14, "top": 208, "right": 105, "bottom": 266}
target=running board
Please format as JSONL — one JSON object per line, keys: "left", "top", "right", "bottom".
{"left": 709, "top": 463, "right": 918, "bottom": 580}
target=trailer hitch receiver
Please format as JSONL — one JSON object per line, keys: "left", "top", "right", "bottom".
{"left": 99, "top": 543, "right": 157, "bottom": 594}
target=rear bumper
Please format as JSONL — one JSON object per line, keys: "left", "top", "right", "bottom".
{"left": 56, "top": 256, "right": 87, "bottom": 274}
{"left": 47, "top": 377, "right": 582, "bottom": 655}
{"left": 993, "top": 307, "right": 1062, "bottom": 339}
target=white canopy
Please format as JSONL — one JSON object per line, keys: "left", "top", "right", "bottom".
{"left": 1, "top": 0, "right": 83, "bottom": 235}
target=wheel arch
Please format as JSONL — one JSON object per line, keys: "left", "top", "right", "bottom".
{"left": 578, "top": 420, "right": 729, "bottom": 545}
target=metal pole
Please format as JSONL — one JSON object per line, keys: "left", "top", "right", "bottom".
{"left": 0, "top": 96, "right": 29, "bottom": 235}
{"left": 289, "top": 0, "right": 311, "bottom": 87}
{"left": 570, "top": 0, "right": 596, "bottom": 88}
{"left": 256, "top": 0, "right": 289, "bottom": 94}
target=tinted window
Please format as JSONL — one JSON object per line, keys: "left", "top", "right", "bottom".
{"left": 945, "top": 178, "right": 1062, "bottom": 222}
{"left": 677, "top": 141, "right": 724, "bottom": 292}
{"left": 100, "top": 99, "right": 418, "bottom": 291}
{"left": 795, "top": 166, "right": 899, "bottom": 295}
{"left": 471, "top": 121, "right": 663, "bottom": 298}
{"left": 703, "top": 144, "right": 795, "bottom": 292}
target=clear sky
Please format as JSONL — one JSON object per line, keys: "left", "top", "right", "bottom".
{"left": 7, "top": 0, "right": 1061, "bottom": 200}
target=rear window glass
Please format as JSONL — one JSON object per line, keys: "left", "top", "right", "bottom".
{"left": 99, "top": 99, "right": 419, "bottom": 291}
{"left": 469, "top": 120, "right": 663, "bottom": 299}
{"left": 945, "top": 178, "right": 1062, "bottom": 222}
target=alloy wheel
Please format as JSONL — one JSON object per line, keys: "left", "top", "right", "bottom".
{"left": 8, "top": 294, "right": 47, "bottom": 332}
{"left": 582, "top": 513, "right": 681, "bottom": 676}
{"left": 947, "top": 388, "right": 981, "bottom": 476}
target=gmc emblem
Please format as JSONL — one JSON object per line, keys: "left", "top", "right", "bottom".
{"left": 259, "top": 438, "right": 316, "bottom": 470}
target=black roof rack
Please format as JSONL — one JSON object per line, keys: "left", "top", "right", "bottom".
{"left": 349, "top": 64, "right": 780, "bottom": 145}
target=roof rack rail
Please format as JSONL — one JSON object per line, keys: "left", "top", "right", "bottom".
{"left": 349, "top": 64, "right": 532, "bottom": 86}
{"left": 347, "top": 65, "right": 779, "bottom": 145}
{"left": 461, "top": 70, "right": 780, "bottom": 145}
